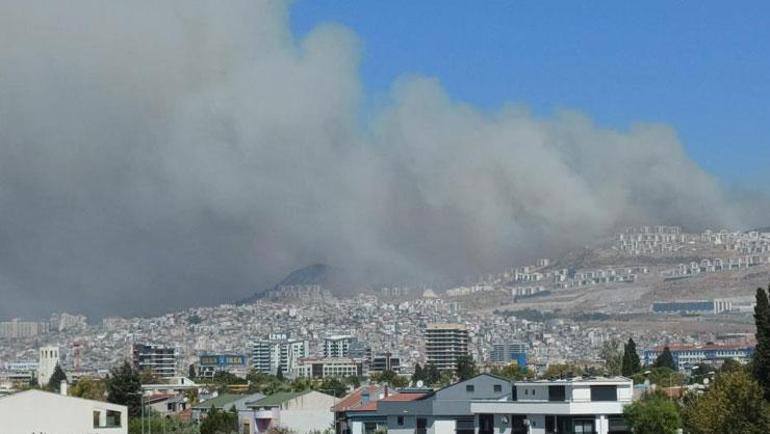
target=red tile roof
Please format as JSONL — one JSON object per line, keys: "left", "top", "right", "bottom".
{"left": 381, "top": 392, "right": 428, "bottom": 402}
{"left": 331, "top": 386, "right": 381, "bottom": 412}
{"left": 333, "top": 387, "right": 429, "bottom": 413}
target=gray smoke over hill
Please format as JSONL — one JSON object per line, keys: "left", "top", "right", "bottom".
{"left": 0, "top": 0, "right": 765, "bottom": 318}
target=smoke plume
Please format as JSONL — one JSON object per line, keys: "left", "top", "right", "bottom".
{"left": 0, "top": 0, "right": 762, "bottom": 318}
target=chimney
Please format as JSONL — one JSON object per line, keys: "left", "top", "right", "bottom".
{"left": 60, "top": 380, "right": 68, "bottom": 396}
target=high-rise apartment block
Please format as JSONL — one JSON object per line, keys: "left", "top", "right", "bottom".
{"left": 249, "top": 336, "right": 308, "bottom": 376}
{"left": 132, "top": 343, "right": 178, "bottom": 378}
{"left": 425, "top": 323, "right": 469, "bottom": 371}
{"left": 491, "top": 341, "right": 528, "bottom": 368}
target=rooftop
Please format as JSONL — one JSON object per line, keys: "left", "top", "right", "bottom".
{"left": 247, "top": 390, "right": 310, "bottom": 407}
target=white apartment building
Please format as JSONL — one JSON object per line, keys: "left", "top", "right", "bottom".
{"left": 250, "top": 337, "right": 308, "bottom": 376}
{"left": 425, "top": 323, "right": 469, "bottom": 371}
{"left": 324, "top": 335, "right": 358, "bottom": 358}
{"left": 291, "top": 357, "right": 361, "bottom": 379}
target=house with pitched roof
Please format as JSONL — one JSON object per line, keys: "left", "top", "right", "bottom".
{"left": 191, "top": 392, "right": 265, "bottom": 424}
{"left": 245, "top": 389, "right": 338, "bottom": 434}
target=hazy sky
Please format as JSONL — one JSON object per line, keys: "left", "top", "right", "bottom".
{"left": 0, "top": 0, "right": 767, "bottom": 320}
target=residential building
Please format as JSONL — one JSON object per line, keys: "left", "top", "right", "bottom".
{"left": 332, "top": 385, "right": 390, "bottom": 434}
{"left": 341, "top": 374, "right": 506, "bottom": 434}
{"left": 249, "top": 337, "right": 308, "bottom": 376}
{"left": 325, "top": 335, "right": 358, "bottom": 358}
{"left": 292, "top": 357, "right": 362, "bottom": 379}
{"left": 1, "top": 361, "right": 38, "bottom": 386}
{"left": 425, "top": 323, "right": 469, "bottom": 371}
{"left": 192, "top": 392, "right": 265, "bottom": 424}
{"left": 141, "top": 376, "right": 199, "bottom": 395}
{"left": 197, "top": 353, "right": 249, "bottom": 379}
{"left": 491, "top": 341, "right": 528, "bottom": 368}
{"left": 643, "top": 343, "right": 754, "bottom": 371}
{"left": 472, "top": 376, "right": 633, "bottom": 434}
{"left": 37, "top": 345, "right": 60, "bottom": 386}
{"left": 0, "top": 319, "right": 49, "bottom": 339}
{"left": 132, "top": 343, "right": 178, "bottom": 378}
{"left": 245, "top": 390, "right": 338, "bottom": 434}
{"left": 652, "top": 299, "right": 732, "bottom": 315}
{"left": 0, "top": 388, "right": 127, "bottom": 434}
{"left": 369, "top": 353, "right": 402, "bottom": 375}
{"left": 339, "top": 374, "right": 632, "bottom": 434}
{"left": 146, "top": 393, "right": 190, "bottom": 416}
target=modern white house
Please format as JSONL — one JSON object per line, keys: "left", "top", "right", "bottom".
{"left": 471, "top": 377, "right": 633, "bottom": 434}
{"left": 0, "top": 388, "right": 128, "bottom": 434}
{"left": 245, "top": 390, "right": 338, "bottom": 434}
{"left": 340, "top": 374, "right": 633, "bottom": 434}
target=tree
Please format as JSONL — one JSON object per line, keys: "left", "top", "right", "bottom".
{"left": 621, "top": 338, "right": 642, "bottom": 377}
{"left": 318, "top": 377, "right": 347, "bottom": 398}
{"left": 631, "top": 367, "right": 684, "bottom": 389}
{"left": 623, "top": 391, "right": 681, "bottom": 434}
{"left": 200, "top": 405, "right": 238, "bottom": 434}
{"left": 424, "top": 364, "right": 441, "bottom": 386}
{"left": 490, "top": 362, "right": 533, "bottom": 380}
{"left": 753, "top": 286, "right": 770, "bottom": 401}
{"left": 129, "top": 415, "right": 198, "bottom": 434}
{"left": 653, "top": 346, "right": 677, "bottom": 371}
{"left": 188, "top": 363, "right": 197, "bottom": 379}
{"left": 47, "top": 363, "right": 68, "bottom": 392}
{"left": 70, "top": 377, "right": 107, "bottom": 401}
{"left": 689, "top": 363, "right": 716, "bottom": 385}
{"left": 412, "top": 363, "right": 425, "bottom": 385}
{"left": 455, "top": 355, "right": 478, "bottom": 381}
{"left": 276, "top": 365, "right": 285, "bottom": 382}
{"left": 371, "top": 370, "right": 409, "bottom": 388}
{"left": 138, "top": 368, "right": 159, "bottom": 385}
{"left": 107, "top": 361, "right": 142, "bottom": 418}
{"left": 682, "top": 370, "right": 770, "bottom": 434}
{"left": 211, "top": 371, "right": 247, "bottom": 386}
{"left": 720, "top": 358, "right": 743, "bottom": 374}
{"left": 599, "top": 339, "right": 623, "bottom": 376}
{"left": 541, "top": 363, "right": 584, "bottom": 379}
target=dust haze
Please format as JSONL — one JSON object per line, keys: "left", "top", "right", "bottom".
{"left": 0, "top": 0, "right": 764, "bottom": 318}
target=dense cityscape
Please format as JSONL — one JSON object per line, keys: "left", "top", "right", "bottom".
{"left": 2, "top": 227, "right": 769, "bottom": 433}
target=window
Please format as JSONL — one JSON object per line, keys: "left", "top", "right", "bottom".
{"left": 466, "top": 384, "right": 475, "bottom": 392}
{"left": 105, "top": 410, "right": 122, "bottom": 428}
{"left": 493, "top": 384, "right": 502, "bottom": 393}
{"left": 397, "top": 416, "right": 404, "bottom": 426}
{"left": 512, "top": 386, "right": 518, "bottom": 401}
{"left": 590, "top": 385, "right": 618, "bottom": 401}
{"left": 548, "top": 385, "right": 566, "bottom": 401}
{"left": 93, "top": 411, "right": 101, "bottom": 428}
{"left": 524, "top": 389, "right": 528, "bottom": 395}
{"left": 456, "top": 417, "right": 475, "bottom": 434}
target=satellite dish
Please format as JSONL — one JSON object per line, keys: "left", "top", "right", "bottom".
{"left": 416, "top": 380, "right": 424, "bottom": 387}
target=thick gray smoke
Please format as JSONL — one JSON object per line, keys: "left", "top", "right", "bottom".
{"left": 0, "top": 0, "right": 762, "bottom": 318}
